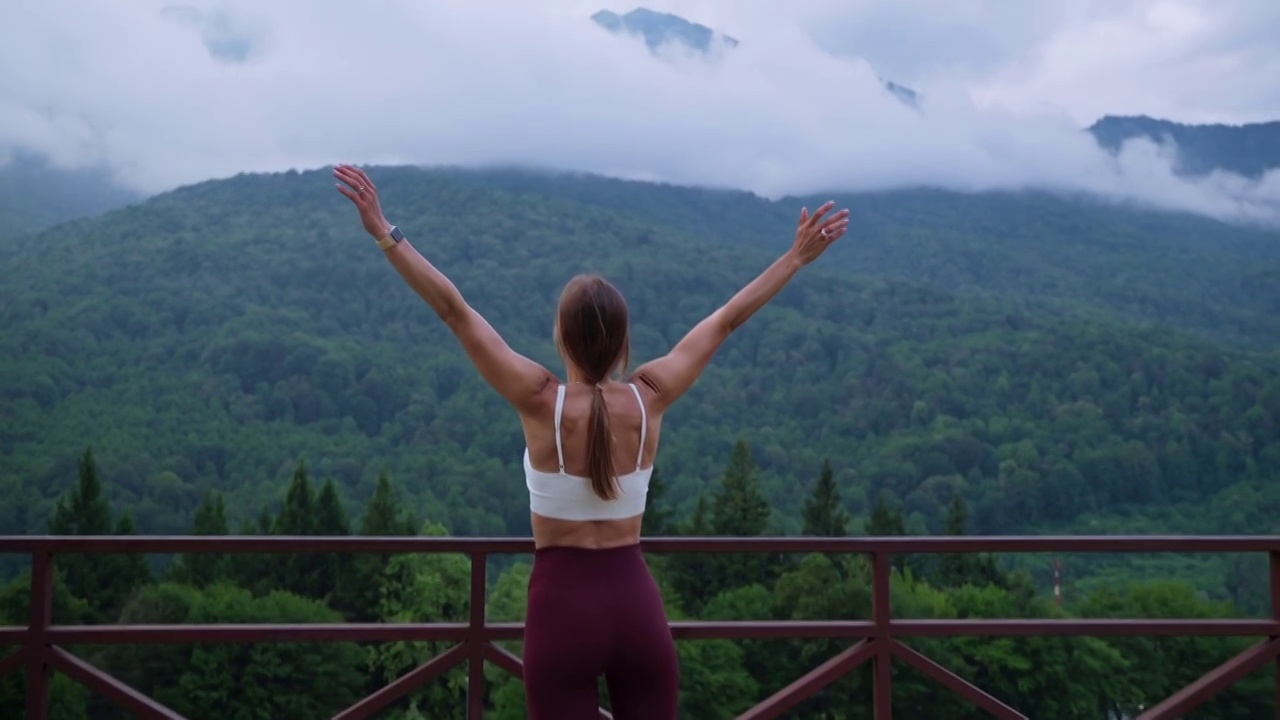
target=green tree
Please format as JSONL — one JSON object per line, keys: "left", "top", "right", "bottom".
{"left": 710, "top": 439, "right": 772, "bottom": 536}
{"left": 47, "top": 447, "right": 151, "bottom": 622}
{"left": 169, "top": 489, "right": 230, "bottom": 588}
{"left": 314, "top": 478, "right": 352, "bottom": 606}
{"left": 935, "top": 494, "right": 1002, "bottom": 589}
{"left": 701, "top": 440, "right": 781, "bottom": 612}
{"left": 269, "top": 458, "right": 345, "bottom": 602}
{"left": 643, "top": 464, "right": 676, "bottom": 536}
{"left": 802, "top": 459, "right": 850, "bottom": 537}
{"left": 334, "top": 468, "right": 417, "bottom": 621}
{"left": 864, "top": 492, "right": 906, "bottom": 536}
{"left": 665, "top": 493, "right": 712, "bottom": 613}
{"left": 365, "top": 521, "right": 470, "bottom": 719}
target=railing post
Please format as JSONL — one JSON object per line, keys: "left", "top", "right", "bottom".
{"left": 25, "top": 551, "right": 52, "bottom": 720}
{"left": 1271, "top": 551, "right": 1278, "bottom": 717}
{"left": 468, "top": 552, "right": 488, "bottom": 720}
{"left": 873, "top": 550, "right": 892, "bottom": 720}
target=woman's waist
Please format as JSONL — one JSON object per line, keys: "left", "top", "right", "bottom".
{"left": 531, "top": 512, "right": 643, "bottom": 551}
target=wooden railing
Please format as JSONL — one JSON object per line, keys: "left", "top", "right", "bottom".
{"left": 1, "top": 535, "right": 1278, "bottom": 719}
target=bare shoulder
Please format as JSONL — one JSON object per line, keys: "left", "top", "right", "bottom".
{"left": 627, "top": 365, "right": 667, "bottom": 410}
{"left": 517, "top": 373, "right": 562, "bottom": 420}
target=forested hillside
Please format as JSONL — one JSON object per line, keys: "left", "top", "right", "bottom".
{"left": 2, "top": 165, "right": 1279, "bottom": 716}
{"left": 1, "top": 165, "right": 1277, "bottom": 543}
{"left": 450, "top": 168, "right": 1280, "bottom": 348}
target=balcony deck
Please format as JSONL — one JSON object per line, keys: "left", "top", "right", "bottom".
{"left": 1, "top": 535, "right": 1278, "bottom": 719}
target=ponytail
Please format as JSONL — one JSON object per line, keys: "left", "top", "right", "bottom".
{"left": 585, "top": 383, "right": 619, "bottom": 501}
{"left": 554, "top": 273, "right": 630, "bottom": 501}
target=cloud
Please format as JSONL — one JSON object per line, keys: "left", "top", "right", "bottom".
{"left": 0, "top": 0, "right": 1277, "bottom": 226}
{"left": 159, "top": 4, "right": 276, "bottom": 64}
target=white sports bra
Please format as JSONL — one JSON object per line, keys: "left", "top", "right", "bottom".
{"left": 524, "top": 383, "right": 653, "bottom": 521}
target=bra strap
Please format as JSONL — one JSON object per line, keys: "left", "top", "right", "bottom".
{"left": 628, "top": 383, "right": 647, "bottom": 470}
{"left": 553, "top": 385, "right": 566, "bottom": 472}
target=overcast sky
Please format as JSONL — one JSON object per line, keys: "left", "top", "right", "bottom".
{"left": 2, "top": 0, "right": 1278, "bottom": 224}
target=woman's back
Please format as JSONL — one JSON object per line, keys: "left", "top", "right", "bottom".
{"left": 523, "top": 379, "right": 662, "bottom": 549}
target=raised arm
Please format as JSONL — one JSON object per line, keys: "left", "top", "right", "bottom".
{"left": 334, "top": 165, "right": 556, "bottom": 413}
{"left": 632, "top": 201, "right": 850, "bottom": 410}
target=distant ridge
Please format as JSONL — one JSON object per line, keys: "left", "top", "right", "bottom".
{"left": 1088, "top": 114, "right": 1280, "bottom": 178}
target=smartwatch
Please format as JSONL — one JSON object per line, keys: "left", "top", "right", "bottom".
{"left": 376, "top": 225, "right": 405, "bottom": 250}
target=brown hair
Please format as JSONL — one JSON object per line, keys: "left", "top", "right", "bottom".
{"left": 555, "top": 274, "right": 631, "bottom": 501}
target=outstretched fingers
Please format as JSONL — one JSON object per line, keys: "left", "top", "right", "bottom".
{"left": 334, "top": 165, "right": 366, "bottom": 191}
{"left": 333, "top": 165, "right": 374, "bottom": 207}
{"left": 804, "top": 200, "right": 837, "bottom": 230}
{"left": 819, "top": 211, "right": 850, "bottom": 232}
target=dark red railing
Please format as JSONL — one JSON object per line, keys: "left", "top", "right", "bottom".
{"left": 0, "top": 535, "right": 1278, "bottom": 719}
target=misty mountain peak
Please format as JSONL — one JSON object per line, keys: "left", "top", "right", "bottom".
{"left": 591, "top": 7, "right": 739, "bottom": 54}
{"left": 591, "top": 8, "right": 919, "bottom": 108}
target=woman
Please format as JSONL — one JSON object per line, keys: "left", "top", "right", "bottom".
{"left": 334, "top": 164, "right": 849, "bottom": 719}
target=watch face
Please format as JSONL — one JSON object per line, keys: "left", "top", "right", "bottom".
{"left": 390, "top": 226, "right": 405, "bottom": 242}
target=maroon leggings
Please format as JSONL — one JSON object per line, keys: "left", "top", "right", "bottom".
{"left": 522, "top": 543, "right": 679, "bottom": 719}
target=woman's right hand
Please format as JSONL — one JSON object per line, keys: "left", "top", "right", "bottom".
{"left": 790, "top": 201, "right": 850, "bottom": 265}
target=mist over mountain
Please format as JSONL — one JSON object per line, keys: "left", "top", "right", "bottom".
{"left": 0, "top": 150, "right": 140, "bottom": 237}
{"left": 1089, "top": 115, "right": 1280, "bottom": 179}
{"left": 3, "top": 3, "right": 1278, "bottom": 230}
{"left": 591, "top": 6, "right": 920, "bottom": 108}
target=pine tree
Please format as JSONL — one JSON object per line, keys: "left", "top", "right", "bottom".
{"left": 687, "top": 493, "right": 710, "bottom": 535}
{"left": 47, "top": 448, "right": 150, "bottom": 622}
{"left": 937, "top": 494, "right": 1003, "bottom": 588}
{"left": 231, "top": 505, "right": 278, "bottom": 597}
{"left": 109, "top": 511, "right": 153, "bottom": 603}
{"left": 274, "top": 459, "right": 316, "bottom": 536}
{"left": 315, "top": 479, "right": 351, "bottom": 608}
{"left": 358, "top": 468, "right": 415, "bottom": 536}
{"left": 704, "top": 440, "right": 779, "bottom": 605}
{"left": 315, "top": 480, "right": 350, "bottom": 536}
{"left": 172, "top": 489, "right": 231, "bottom": 587}
{"left": 270, "top": 459, "right": 334, "bottom": 601}
{"left": 710, "top": 439, "right": 771, "bottom": 536}
{"left": 666, "top": 492, "right": 712, "bottom": 613}
{"left": 643, "top": 465, "right": 676, "bottom": 536}
{"left": 336, "top": 468, "right": 416, "bottom": 621}
{"left": 802, "top": 459, "right": 850, "bottom": 537}
{"left": 48, "top": 447, "right": 113, "bottom": 537}
{"left": 864, "top": 492, "right": 906, "bottom": 536}
{"left": 864, "top": 491, "right": 915, "bottom": 577}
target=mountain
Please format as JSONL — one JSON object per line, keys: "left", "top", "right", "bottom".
{"left": 590, "top": 7, "right": 919, "bottom": 106}
{"left": 882, "top": 79, "right": 919, "bottom": 107}
{"left": 591, "top": 8, "right": 739, "bottom": 53}
{"left": 0, "top": 149, "right": 142, "bottom": 237}
{"left": 1, "top": 166, "right": 1277, "bottom": 555}
{"left": 1088, "top": 114, "right": 1280, "bottom": 178}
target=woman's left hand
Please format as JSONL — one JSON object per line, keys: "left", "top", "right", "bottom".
{"left": 334, "top": 164, "right": 393, "bottom": 239}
